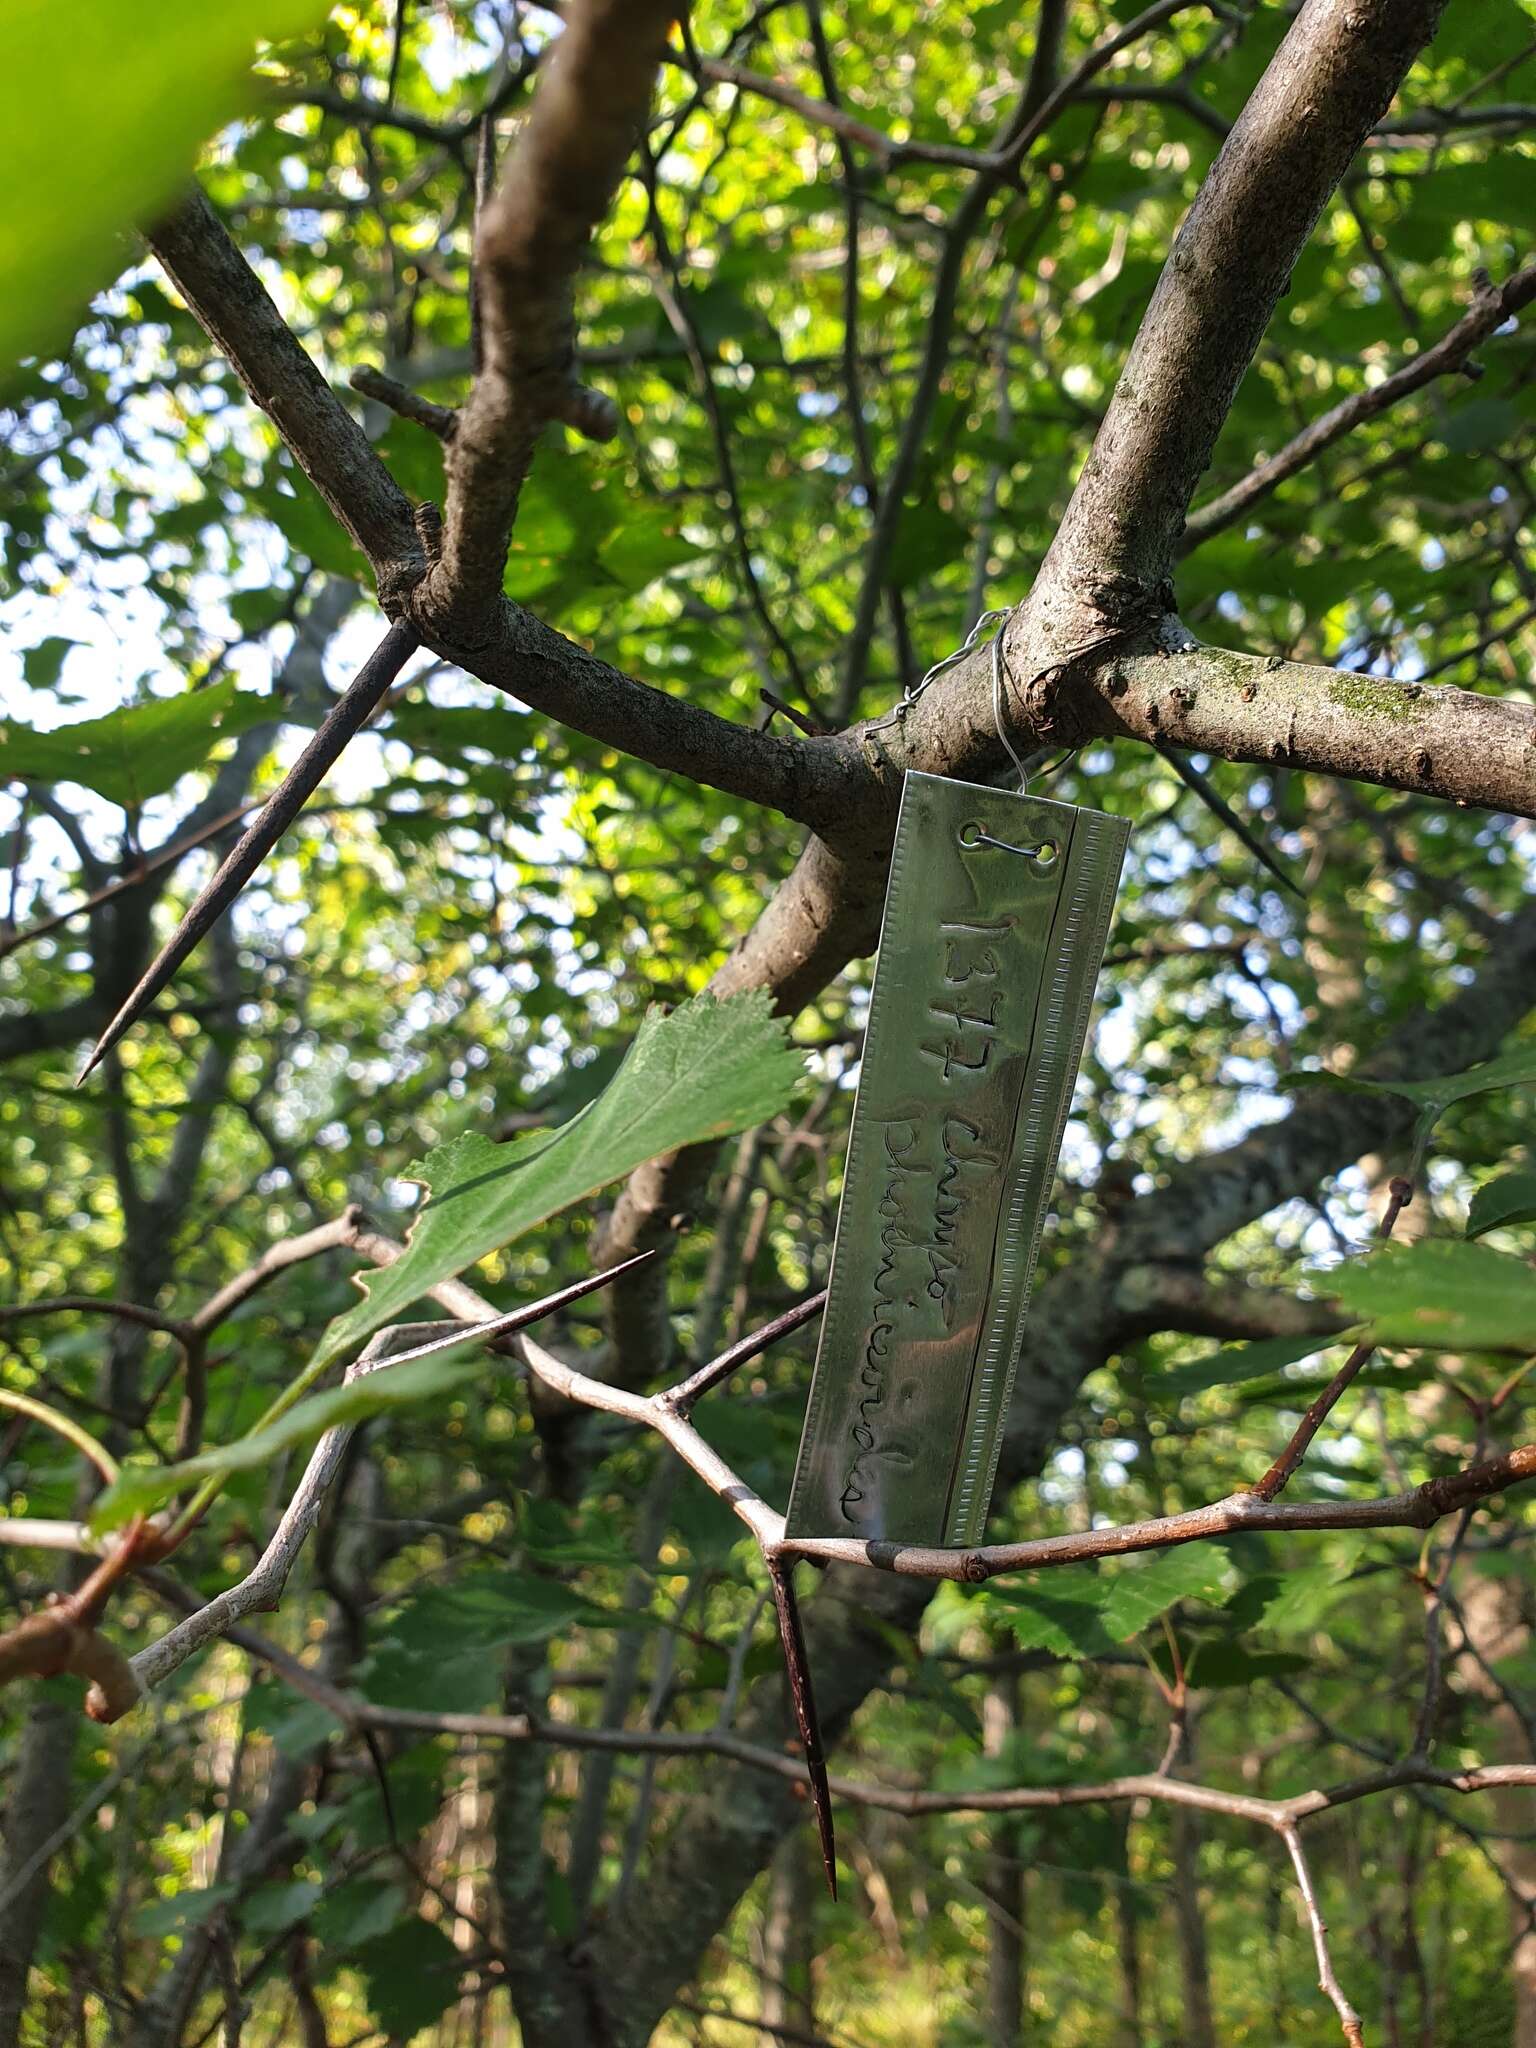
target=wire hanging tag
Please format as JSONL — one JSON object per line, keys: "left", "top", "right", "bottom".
{"left": 786, "top": 609, "right": 1130, "bottom": 1550}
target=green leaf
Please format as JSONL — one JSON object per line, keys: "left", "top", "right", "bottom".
{"left": 1176, "top": 1642, "right": 1310, "bottom": 1689}
{"left": 316, "top": 990, "right": 804, "bottom": 1369}
{"left": 1282, "top": 1045, "right": 1536, "bottom": 1169}
{"left": 1157, "top": 1330, "right": 1341, "bottom": 1399}
{"left": 241, "top": 1880, "right": 322, "bottom": 1940}
{"left": 1467, "top": 1171, "right": 1536, "bottom": 1241}
{"left": 1318, "top": 1239, "right": 1536, "bottom": 1354}
{"left": 313, "top": 1880, "right": 409, "bottom": 1951}
{"left": 133, "top": 1883, "right": 237, "bottom": 1940}
{"left": 0, "top": 679, "right": 270, "bottom": 809}
{"left": 596, "top": 522, "right": 706, "bottom": 592}
{"left": 995, "top": 1585, "right": 1114, "bottom": 1660}
{"left": 1251, "top": 1554, "right": 1359, "bottom": 1636}
{"left": 355, "top": 1915, "right": 462, "bottom": 2040}
{"left": 1100, "top": 1549, "right": 1234, "bottom": 1642}
{"left": 92, "top": 1338, "right": 484, "bottom": 1529}
{"left": 0, "top": 0, "right": 328, "bottom": 375}
{"left": 261, "top": 482, "right": 365, "bottom": 577}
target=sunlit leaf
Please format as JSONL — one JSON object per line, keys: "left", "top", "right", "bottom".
{"left": 316, "top": 990, "right": 804, "bottom": 1368}
{"left": 1100, "top": 1548, "right": 1235, "bottom": 1641}
{"left": 0, "top": 679, "right": 270, "bottom": 808}
{"left": 92, "top": 1341, "right": 484, "bottom": 1527}
{"left": 1156, "top": 1330, "right": 1342, "bottom": 1399}
{"left": 0, "top": 0, "right": 328, "bottom": 374}
{"left": 1318, "top": 1239, "right": 1536, "bottom": 1354}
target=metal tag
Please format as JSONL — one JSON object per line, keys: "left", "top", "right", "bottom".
{"left": 786, "top": 772, "right": 1129, "bottom": 1548}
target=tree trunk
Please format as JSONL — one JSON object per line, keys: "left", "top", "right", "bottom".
{"left": 1169, "top": 1802, "right": 1218, "bottom": 2048}
{"left": 1456, "top": 1572, "right": 1536, "bottom": 2046}
{"left": 982, "top": 1677, "right": 1026, "bottom": 2046}
{"left": 757, "top": 1835, "right": 815, "bottom": 2046}
{"left": 1115, "top": 1826, "right": 1144, "bottom": 2048}
{"left": 0, "top": 1689, "right": 77, "bottom": 2048}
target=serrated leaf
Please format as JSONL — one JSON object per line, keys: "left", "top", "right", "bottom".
{"left": 1251, "top": 1557, "right": 1357, "bottom": 1636}
{"left": 0, "top": 679, "right": 270, "bottom": 809}
{"left": 1, "top": 0, "right": 330, "bottom": 375}
{"left": 1100, "top": 1549, "right": 1234, "bottom": 1642}
{"left": 998, "top": 1590, "right": 1115, "bottom": 1660}
{"left": 92, "top": 1343, "right": 482, "bottom": 1528}
{"left": 1467, "top": 1171, "right": 1536, "bottom": 1241}
{"left": 1288, "top": 1046, "right": 1536, "bottom": 1116}
{"left": 987, "top": 1567, "right": 1113, "bottom": 1658}
{"left": 315, "top": 991, "right": 803, "bottom": 1370}
{"left": 1317, "top": 1239, "right": 1536, "bottom": 1354}
{"left": 1157, "top": 1330, "right": 1341, "bottom": 1399}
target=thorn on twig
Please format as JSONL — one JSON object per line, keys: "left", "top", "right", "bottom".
{"left": 767, "top": 1556, "right": 837, "bottom": 1899}
{"left": 1254, "top": 1176, "right": 1414, "bottom": 1502}
{"left": 77, "top": 622, "right": 421, "bottom": 1082}
{"left": 352, "top": 366, "right": 458, "bottom": 441}
{"left": 662, "top": 1289, "right": 826, "bottom": 1415}
{"left": 758, "top": 689, "right": 830, "bottom": 738}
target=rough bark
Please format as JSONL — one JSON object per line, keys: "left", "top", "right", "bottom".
{"left": 0, "top": 1691, "right": 77, "bottom": 2048}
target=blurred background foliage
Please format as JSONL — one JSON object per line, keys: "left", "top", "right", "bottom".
{"left": 2, "top": 0, "right": 1535, "bottom": 2042}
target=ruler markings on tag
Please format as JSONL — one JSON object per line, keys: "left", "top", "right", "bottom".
{"left": 945, "top": 807, "right": 1125, "bottom": 1545}
{"left": 785, "top": 773, "right": 1129, "bottom": 1548}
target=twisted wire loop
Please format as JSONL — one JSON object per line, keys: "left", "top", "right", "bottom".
{"left": 880, "top": 604, "right": 1033, "bottom": 796}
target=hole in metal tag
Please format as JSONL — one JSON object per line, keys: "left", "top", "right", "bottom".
{"left": 785, "top": 771, "right": 1130, "bottom": 1549}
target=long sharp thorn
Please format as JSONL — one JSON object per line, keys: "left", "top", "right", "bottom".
{"left": 768, "top": 1556, "right": 837, "bottom": 1899}
{"left": 77, "top": 621, "right": 420, "bottom": 1084}
{"left": 369, "top": 1249, "right": 659, "bottom": 1370}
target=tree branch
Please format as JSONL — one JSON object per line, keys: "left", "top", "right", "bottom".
{"left": 429, "top": 0, "right": 677, "bottom": 622}
{"left": 1015, "top": 0, "right": 1449, "bottom": 651}
{"left": 1185, "top": 262, "right": 1536, "bottom": 546}
{"left": 146, "top": 189, "right": 425, "bottom": 606}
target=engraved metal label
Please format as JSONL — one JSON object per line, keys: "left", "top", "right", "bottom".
{"left": 785, "top": 772, "right": 1130, "bottom": 1548}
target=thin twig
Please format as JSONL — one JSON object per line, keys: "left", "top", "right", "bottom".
{"left": 1253, "top": 1176, "right": 1413, "bottom": 1501}
{"left": 662, "top": 1289, "right": 826, "bottom": 1413}
{"left": 1281, "top": 1824, "right": 1365, "bottom": 2044}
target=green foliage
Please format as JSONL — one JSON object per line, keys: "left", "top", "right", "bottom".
{"left": 1284, "top": 1044, "right": 1536, "bottom": 1170}
{"left": 1321, "top": 1238, "right": 1536, "bottom": 1353}
{"left": 92, "top": 1339, "right": 485, "bottom": 1527}
{"left": 1467, "top": 1168, "right": 1536, "bottom": 1239}
{"left": 1155, "top": 1330, "right": 1342, "bottom": 1399}
{"left": 3, "top": 2, "right": 1535, "bottom": 2042}
{"left": 0, "top": 0, "right": 327, "bottom": 373}
{"left": 319, "top": 989, "right": 804, "bottom": 1366}
{"left": 0, "top": 680, "right": 269, "bottom": 809}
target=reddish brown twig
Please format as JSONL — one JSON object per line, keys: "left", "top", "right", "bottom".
{"left": 662, "top": 1289, "right": 826, "bottom": 1414}
{"left": 0, "top": 1517, "right": 162, "bottom": 1721}
{"left": 768, "top": 1557, "right": 837, "bottom": 1899}
{"left": 1252, "top": 1176, "right": 1414, "bottom": 1502}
